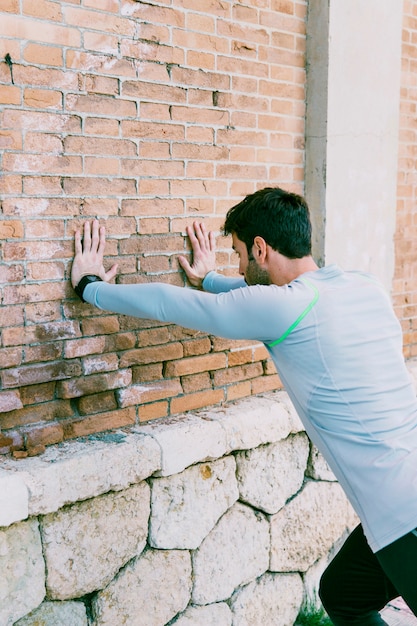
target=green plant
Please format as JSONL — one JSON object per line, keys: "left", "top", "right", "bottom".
{"left": 296, "top": 605, "right": 333, "bottom": 626}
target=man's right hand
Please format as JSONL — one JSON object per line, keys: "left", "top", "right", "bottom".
{"left": 178, "top": 221, "right": 216, "bottom": 289}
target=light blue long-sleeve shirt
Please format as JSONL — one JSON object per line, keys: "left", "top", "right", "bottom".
{"left": 84, "top": 265, "right": 417, "bottom": 551}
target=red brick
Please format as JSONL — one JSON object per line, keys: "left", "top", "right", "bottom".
{"left": 84, "top": 117, "right": 120, "bottom": 136}
{"left": 251, "top": 374, "right": 282, "bottom": 394}
{"left": 121, "top": 198, "right": 183, "bottom": 217}
{"left": 212, "top": 363, "right": 264, "bottom": 386}
{"left": 27, "top": 262, "right": 65, "bottom": 281}
{"left": 24, "top": 342, "right": 62, "bottom": 364}
{"left": 2, "top": 321, "right": 80, "bottom": 347}
{"left": 23, "top": 43, "right": 63, "bottom": 66}
{"left": 0, "top": 390, "right": 23, "bottom": 413}
{"left": 2, "top": 361, "right": 82, "bottom": 389}
{"left": 81, "top": 315, "right": 120, "bottom": 336}
{"left": 138, "top": 401, "right": 168, "bottom": 422}
{"left": 20, "top": 382, "right": 55, "bottom": 405}
{"left": 117, "top": 380, "right": 182, "bottom": 407}
{"left": 132, "top": 363, "right": 164, "bottom": 383}
{"left": 66, "top": 93, "right": 136, "bottom": 117}
{"left": 0, "top": 263, "right": 24, "bottom": 284}
{"left": 0, "top": 347, "right": 22, "bottom": 369}
{"left": 120, "top": 343, "right": 183, "bottom": 367}
{"left": 0, "top": 174, "right": 22, "bottom": 194}
{"left": 0, "top": 86, "right": 21, "bottom": 105}
{"left": 25, "top": 301, "right": 61, "bottom": 324}
{"left": 64, "top": 336, "right": 106, "bottom": 359}
{"left": 58, "top": 368, "right": 131, "bottom": 399}
{"left": 226, "top": 381, "right": 253, "bottom": 402}
{"left": 0, "top": 305, "right": 24, "bottom": 328}
{"left": 0, "top": 220, "right": 24, "bottom": 239}
{"left": 77, "top": 391, "right": 118, "bottom": 415}
{"left": 24, "top": 422, "right": 64, "bottom": 449}
{"left": 181, "top": 372, "right": 211, "bottom": 394}
{"left": 170, "top": 389, "right": 224, "bottom": 414}
{"left": 0, "top": 430, "right": 23, "bottom": 455}
{"left": 24, "top": 88, "right": 62, "bottom": 109}
{"left": 82, "top": 353, "right": 119, "bottom": 376}
{"left": 182, "top": 337, "right": 212, "bottom": 357}
{"left": 164, "top": 353, "right": 226, "bottom": 377}
{"left": 0, "top": 400, "right": 72, "bottom": 429}
{"left": 63, "top": 407, "right": 136, "bottom": 439}
{"left": 0, "top": 130, "right": 22, "bottom": 149}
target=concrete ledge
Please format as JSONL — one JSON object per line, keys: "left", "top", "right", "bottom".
{"left": 0, "top": 389, "right": 301, "bottom": 525}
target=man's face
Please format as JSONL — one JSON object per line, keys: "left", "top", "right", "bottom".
{"left": 232, "top": 234, "right": 271, "bottom": 286}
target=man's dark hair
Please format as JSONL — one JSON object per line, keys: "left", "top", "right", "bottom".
{"left": 223, "top": 187, "right": 312, "bottom": 259}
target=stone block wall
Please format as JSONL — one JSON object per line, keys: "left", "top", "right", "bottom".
{"left": 0, "top": 389, "right": 358, "bottom": 626}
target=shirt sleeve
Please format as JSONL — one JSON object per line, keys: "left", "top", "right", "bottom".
{"left": 82, "top": 280, "right": 298, "bottom": 344}
{"left": 202, "top": 271, "right": 247, "bottom": 293}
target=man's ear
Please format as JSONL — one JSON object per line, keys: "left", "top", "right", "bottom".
{"left": 253, "top": 236, "right": 268, "bottom": 262}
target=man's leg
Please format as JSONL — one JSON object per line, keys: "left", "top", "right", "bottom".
{"left": 319, "top": 525, "right": 398, "bottom": 626}
{"left": 376, "top": 527, "right": 417, "bottom": 616}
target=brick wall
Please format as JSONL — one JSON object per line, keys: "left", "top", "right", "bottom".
{"left": 394, "top": 0, "right": 417, "bottom": 358}
{"left": 0, "top": 0, "right": 307, "bottom": 456}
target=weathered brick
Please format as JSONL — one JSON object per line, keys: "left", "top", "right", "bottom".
{"left": 77, "top": 391, "right": 118, "bottom": 415}
{"left": 138, "top": 401, "right": 169, "bottom": 422}
{"left": 23, "top": 42, "right": 63, "bottom": 66}
{"left": 132, "top": 363, "right": 164, "bottom": 383}
{"left": 170, "top": 388, "right": 224, "bottom": 414}
{"left": 20, "top": 382, "right": 55, "bottom": 405}
{"left": 24, "top": 88, "right": 62, "bottom": 109}
{"left": 0, "top": 220, "right": 24, "bottom": 239}
{"left": 0, "top": 399, "right": 72, "bottom": 429}
{"left": 82, "top": 353, "right": 119, "bottom": 376}
{"left": 181, "top": 372, "right": 211, "bottom": 394}
{"left": 24, "top": 342, "right": 62, "bottom": 364}
{"left": 117, "top": 380, "right": 182, "bottom": 407}
{"left": 0, "top": 347, "right": 22, "bottom": 369}
{"left": 63, "top": 407, "right": 136, "bottom": 439}
{"left": 57, "top": 368, "right": 132, "bottom": 399}
{"left": 164, "top": 353, "right": 227, "bottom": 377}
{"left": 212, "top": 363, "right": 264, "bottom": 386}
{"left": 120, "top": 343, "right": 183, "bottom": 367}
{"left": 24, "top": 421, "right": 64, "bottom": 449}
{"left": 64, "top": 336, "right": 106, "bottom": 359}
{"left": 2, "top": 321, "right": 80, "bottom": 347}
{"left": 2, "top": 361, "right": 82, "bottom": 389}
{"left": 0, "top": 390, "right": 23, "bottom": 413}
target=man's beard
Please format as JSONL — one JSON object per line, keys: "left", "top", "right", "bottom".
{"left": 245, "top": 259, "right": 271, "bottom": 286}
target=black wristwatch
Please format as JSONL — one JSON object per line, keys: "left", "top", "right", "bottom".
{"left": 74, "top": 275, "right": 103, "bottom": 302}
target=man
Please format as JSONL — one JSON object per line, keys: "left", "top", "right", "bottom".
{"left": 72, "top": 187, "right": 417, "bottom": 624}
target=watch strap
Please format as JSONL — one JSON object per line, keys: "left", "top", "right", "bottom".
{"left": 74, "top": 274, "right": 103, "bottom": 302}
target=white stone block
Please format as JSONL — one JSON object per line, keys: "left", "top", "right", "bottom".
{"left": 236, "top": 433, "right": 309, "bottom": 514}
{"left": 0, "top": 471, "right": 28, "bottom": 527}
{"left": 92, "top": 549, "right": 192, "bottom": 626}
{"left": 270, "top": 481, "right": 355, "bottom": 572}
{"left": 307, "top": 444, "right": 337, "bottom": 481}
{"left": 134, "top": 414, "right": 227, "bottom": 476}
{"left": 174, "top": 603, "right": 232, "bottom": 625}
{"left": 14, "top": 601, "right": 88, "bottom": 625}
{"left": 230, "top": 572, "right": 304, "bottom": 626}
{"left": 0, "top": 432, "right": 160, "bottom": 517}
{"left": 192, "top": 502, "right": 270, "bottom": 605}
{"left": 0, "top": 519, "right": 45, "bottom": 626}
{"left": 149, "top": 456, "right": 239, "bottom": 549}
{"left": 41, "top": 482, "right": 150, "bottom": 599}
{"left": 204, "top": 391, "right": 304, "bottom": 452}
